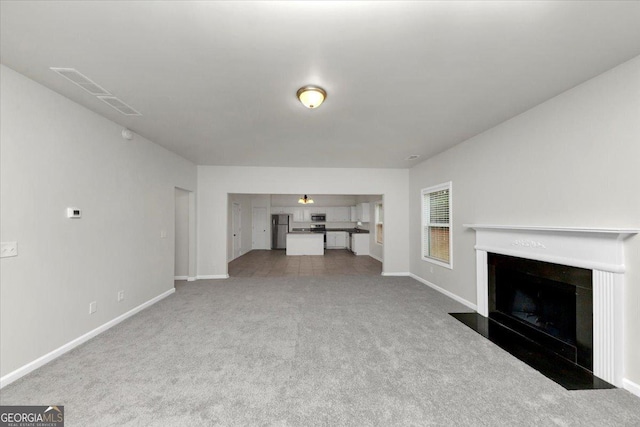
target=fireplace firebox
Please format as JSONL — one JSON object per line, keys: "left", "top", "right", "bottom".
{"left": 488, "top": 253, "right": 593, "bottom": 371}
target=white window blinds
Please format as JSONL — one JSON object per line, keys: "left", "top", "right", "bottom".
{"left": 422, "top": 182, "right": 452, "bottom": 266}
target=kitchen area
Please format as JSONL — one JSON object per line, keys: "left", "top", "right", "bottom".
{"left": 271, "top": 201, "right": 373, "bottom": 256}
{"left": 227, "top": 193, "right": 383, "bottom": 277}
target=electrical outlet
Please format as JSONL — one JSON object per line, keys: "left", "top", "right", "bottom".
{"left": 0, "top": 242, "right": 18, "bottom": 258}
{"left": 117, "top": 291, "right": 124, "bottom": 302}
{"left": 160, "top": 230, "right": 167, "bottom": 238}
{"left": 89, "top": 301, "right": 97, "bottom": 314}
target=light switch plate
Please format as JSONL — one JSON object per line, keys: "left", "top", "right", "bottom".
{"left": 0, "top": 242, "right": 18, "bottom": 258}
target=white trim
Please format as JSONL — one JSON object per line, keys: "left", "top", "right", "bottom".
{"left": 473, "top": 245, "right": 627, "bottom": 273}
{"left": 374, "top": 199, "right": 384, "bottom": 245}
{"left": 381, "top": 272, "right": 410, "bottom": 277}
{"left": 463, "top": 224, "right": 639, "bottom": 237}
{"left": 196, "top": 274, "right": 229, "bottom": 280}
{"left": 369, "top": 253, "right": 383, "bottom": 263}
{"left": 467, "top": 225, "right": 633, "bottom": 387}
{"left": 476, "top": 250, "right": 489, "bottom": 317}
{"left": 623, "top": 378, "right": 640, "bottom": 398}
{"left": 421, "top": 181, "right": 453, "bottom": 269}
{"left": 0, "top": 288, "right": 175, "bottom": 389}
{"left": 186, "top": 276, "right": 197, "bottom": 282}
{"left": 174, "top": 275, "right": 188, "bottom": 280}
{"left": 409, "top": 273, "right": 477, "bottom": 311}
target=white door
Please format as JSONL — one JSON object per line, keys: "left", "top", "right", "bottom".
{"left": 232, "top": 202, "right": 242, "bottom": 259}
{"left": 252, "top": 207, "right": 268, "bottom": 249}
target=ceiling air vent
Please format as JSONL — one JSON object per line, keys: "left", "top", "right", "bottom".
{"left": 50, "top": 67, "right": 111, "bottom": 96}
{"left": 97, "top": 96, "right": 142, "bottom": 116}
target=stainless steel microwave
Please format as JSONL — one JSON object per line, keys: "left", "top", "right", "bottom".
{"left": 311, "top": 214, "right": 326, "bottom": 222}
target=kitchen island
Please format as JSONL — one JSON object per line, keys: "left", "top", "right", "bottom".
{"left": 286, "top": 232, "right": 324, "bottom": 256}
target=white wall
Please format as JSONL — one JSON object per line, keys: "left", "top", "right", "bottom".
{"left": 198, "top": 166, "right": 409, "bottom": 276}
{"left": 0, "top": 65, "right": 197, "bottom": 378}
{"left": 174, "top": 188, "right": 190, "bottom": 278}
{"left": 409, "top": 56, "right": 640, "bottom": 386}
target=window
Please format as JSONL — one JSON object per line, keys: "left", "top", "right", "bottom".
{"left": 374, "top": 201, "right": 383, "bottom": 245}
{"left": 421, "top": 182, "right": 452, "bottom": 268}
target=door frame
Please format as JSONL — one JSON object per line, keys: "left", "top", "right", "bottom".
{"left": 174, "top": 187, "right": 197, "bottom": 281}
{"left": 232, "top": 202, "right": 242, "bottom": 260}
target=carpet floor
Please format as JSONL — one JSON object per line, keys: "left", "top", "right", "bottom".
{"left": 1, "top": 276, "right": 639, "bottom": 426}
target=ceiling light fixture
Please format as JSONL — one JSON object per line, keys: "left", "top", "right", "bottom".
{"left": 297, "top": 86, "right": 326, "bottom": 109}
{"left": 298, "top": 195, "right": 314, "bottom": 204}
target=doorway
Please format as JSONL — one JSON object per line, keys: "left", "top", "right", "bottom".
{"left": 232, "top": 202, "right": 242, "bottom": 259}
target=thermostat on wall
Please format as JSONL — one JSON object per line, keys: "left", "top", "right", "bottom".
{"left": 67, "top": 207, "right": 82, "bottom": 218}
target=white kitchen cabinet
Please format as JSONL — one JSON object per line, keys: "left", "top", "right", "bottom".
{"left": 287, "top": 233, "right": 324, "bottom": 256}
{"left": 351, "top": 233, "right": 369, "bottom": 255}
{"left": 324, "top": 207, "right": 335, "bottom": 221}
{"left": 293, "top": 207, "right": 311, "bottom": 222}
{"left": 275, "top": 207, "right": 295, "bottom": 215}
{"left": 350, "top": 206, "right": 357, "bottom": 221}
{"left": 356, "top": 203, "right": 370, "bottom": 222}
{"left": 325, "top": 207, "right": 350, "bottom": 222}
{"left": 326, "top": 231, "right": 348, "bottom": 249}
{"left": 333, "top": 207, "right": 351, "bottom": 222}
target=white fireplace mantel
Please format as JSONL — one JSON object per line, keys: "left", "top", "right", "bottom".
{"left": 464, "top": 224, "right": 638, "bottom": 387}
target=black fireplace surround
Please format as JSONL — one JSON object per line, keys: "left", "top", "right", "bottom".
{"left": 488, "top": 253, "right": 594, "bottom": 371}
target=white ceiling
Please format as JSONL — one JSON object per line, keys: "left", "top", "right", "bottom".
{"left": 2, "top": 1, "right": 640, "bottom": 168}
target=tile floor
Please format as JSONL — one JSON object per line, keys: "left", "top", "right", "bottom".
{"left": 228, "top": 249, "right": 382, "bottom": 277}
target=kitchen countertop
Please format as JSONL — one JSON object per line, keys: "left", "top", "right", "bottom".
{"left": 328, "top": 228, "right": 369, "bottom": 234}
{"left": 291, "top": 228, "right": 369, "bottom": 234}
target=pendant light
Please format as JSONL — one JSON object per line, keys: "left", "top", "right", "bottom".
{"left": 298, "top": 195, "right": 314, "bottom": 204}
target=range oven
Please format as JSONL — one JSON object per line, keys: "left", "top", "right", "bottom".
{"left": 310, "top": 214, "right": 326, "bottom": 222}
{"left": 310, "top": 224, "right": 327, "bottom": 248}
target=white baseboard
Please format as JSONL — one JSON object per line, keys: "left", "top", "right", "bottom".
{"left": 369, "top": 254, "right": 383, "bottom": 263}
{"left": 409, "top": 273, "right": 477, "bottom": 311}
{"left": 381, "top": 272, "right": 410, "bottom": 276}
{"left": 186, "top": 276, "right": 196, "bottom": 282}
{"left": 174, "top": 275, "right": 188, "bottom": 280}
{"left": 0, "top": 287, "right": 175, "bottom": 389}
{"left": 196, "top": 274, "right": 229, "bottom": 280}
{"left": 623, "top": 378, "right": 640, "bottom": 398}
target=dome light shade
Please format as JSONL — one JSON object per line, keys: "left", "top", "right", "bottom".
{"left": 297, "top": 86, "right": 326, "bottom": 109}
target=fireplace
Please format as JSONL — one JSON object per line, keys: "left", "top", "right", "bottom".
{"left": 488, "top": 253, "right": 593, "bottom": 370}
{"left": 464, "top": 224, "right": 638, "bottom": 387}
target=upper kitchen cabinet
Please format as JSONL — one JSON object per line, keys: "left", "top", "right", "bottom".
{"left": 323, "top": 207, "right": 335, "bottom": 221}
{"left": 272, "top": 207, "right": 295, "bottom": 215}
{"left": 327, "top": 207, "right": 350, "bottom": 222}
{"left": 355, "top": 202, "right": 370, "bottom": 222}
{"left": 350, "top": 206, "right": 357, "bottom": 221}
{"left": 293, "top": 207, "right": 311, "bottom": 222}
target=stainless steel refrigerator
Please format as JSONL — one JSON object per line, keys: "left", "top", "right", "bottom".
{"left": 271, "top": 214, "right": 290, "bottom": 249}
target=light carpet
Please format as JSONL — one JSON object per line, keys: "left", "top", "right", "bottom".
{"left": 1, "top": 276, "right": 639, "bottom": 426}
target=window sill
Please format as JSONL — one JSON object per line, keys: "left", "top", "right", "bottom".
{"left": 422, "top": 256, "right": 453, "bottom": 270}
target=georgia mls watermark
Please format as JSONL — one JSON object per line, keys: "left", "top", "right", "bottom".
{"left": 0, "top": 406, "right": 64, "bottom": 427}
